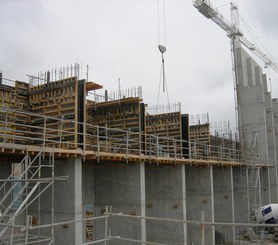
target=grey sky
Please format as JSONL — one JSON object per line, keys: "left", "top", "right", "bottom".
{"left": 1, "top": 0, "right": 277, "bottom": 127}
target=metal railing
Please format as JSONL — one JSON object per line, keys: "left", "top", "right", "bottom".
{"left": 0, "top": 107, "right": 271, "bottom": 166}
{"left": 2, "top": 206, "right": 275, "bottom": 244}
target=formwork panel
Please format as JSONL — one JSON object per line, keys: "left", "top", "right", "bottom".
{"left": 146, "top": 112, "right": 182, "bottom": 158}
{"left": 86, "top": 97, "right": 144, "bottom": 154}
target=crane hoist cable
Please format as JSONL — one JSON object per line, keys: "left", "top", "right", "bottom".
{"left": 156, "top": 0, "right": 170, "bottom": 110}
{"left": 157, "top": 0, "right": 167, "bottom": 46}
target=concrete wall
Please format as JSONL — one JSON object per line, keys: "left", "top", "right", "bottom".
{"left": 0, "top": 164, "right": 11, "bottom": 209}
{"left": 0, "top": 156, "right": 271, "bottom": 244}
{"left": 262, "top": 75, "right": 278, "bottom": 202}
{"left": 235, "top": 42, "right": 268, "bottom": 160}
{"left": 82, "top": 165, "right": 95, "bottom": 242}
{"left": 93, "top": 162, "right": 146, "bottom": 245}
{"left": 272, "top": 98, "right": 278, "bottom": 201}
{"left": 233, "top": 167, "right": 248, "bottom": 223}
{"left": 186, "top": 166, "right": 214, "bottom": 245}
{"left": 145, "top": 164, "right": 186, "bottom": 245}
{"left": 213, "top": 166, "right": 235, "bottom": 244}
{"left": 235, "top": 41, "right": 278, "bottom": 204}
{"left": 53, "top": 158, "right": 83, "bottom": 245}
{"left": 0, "top": 163, "right": 11, "bottom": 231}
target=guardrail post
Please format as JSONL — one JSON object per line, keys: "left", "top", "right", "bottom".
{"left": 194, "top": 141, "right": 197, "bottom": 159}
{"left": 97, "top": 126, "right": 100, "bottom": 162}
{"left": 201, "top": 211, "right": 205, "bottom": 245}
{"left": 104, "top": 206, "right": 111, "bottom": 245}
{"left": 3, "top": 112, "right": 8, "bottom": 143}
{"left": 189, "top": 141, "right": 191, "bottom": 159}
{"left": 59, "top": 116, "right": 64, "bottom": 148}
{"left": 125, "top": 130, "right": 129, "bottom": 162}
{"left": 43, "top": 116, "right": 46, "bottom": 153}
{"left": 149, "top": 135, "right": 152, "bottom": 158}
{"left": 10, "top": 217, "right": 15, "bottom": 244}
{"left": 139, "top": 132, "right": 142, "bottom": 156}
{"left": 105, "top": 124, "right": 108, "bottom": 152}
{"left": 174, "top": 139, "right": 177, "bottom": 160}
{"left": 156, "top": 136, "right": 159, "bottom": 159}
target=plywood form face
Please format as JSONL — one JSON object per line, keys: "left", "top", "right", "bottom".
{"left": 0, "top": 77, "right": 82, "bottom": 148}
{"left": 0, "top": 81, "right": 29, "bottom": 144}
{"left": 146, "top": 112, "right": 182, "bottom": 158}
{"left": 210, "top": 135, "right": 240, "bottom": 161}
{"left": 189, "top": 124, "right": 210, "bottom": 159}
{"left": 28, "top": 77, "right": 80, "bottom": 148}
{"left": 86, "top": 98, "right": 143, "bottom": 154}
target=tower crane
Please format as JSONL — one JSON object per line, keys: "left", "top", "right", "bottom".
{"left": 193, "top": 0, "right": 278, "bottom": 73}
{"left": 193, "top": 0, "right": 278, "bottom": 132}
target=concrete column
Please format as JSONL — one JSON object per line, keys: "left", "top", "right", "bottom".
{"left": 145, "top": 164, "right": 186, "bottom": 245}
{"left": 186, "top": 166, "right": 214, "bottom": 245}
{"left": 53, "top": 158, "right": 83, "bottom": 244}
{"left": 94, "top": 162, "right": 146, "bottom": 244}
{"left": 213, "top": 166, "right": 235, "bottom": 244}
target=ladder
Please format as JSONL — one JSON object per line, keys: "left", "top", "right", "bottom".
{"left": 86, "top": 211, "right": 94, "bottom": 241}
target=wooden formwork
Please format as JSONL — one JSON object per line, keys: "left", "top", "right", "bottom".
{"left": 189, "top": 123, "right": 210, "bottom": 159}
{"left": 190, "top": 124, "right": 240, "bottom": 161}
{"left": 86, "top": 97, "right": 145, "bottom": 154}
{"left": 210, "top": 135, "right": 240, "bottom": 160}
{"left": 146, "top": 112, "right": 182, "bottom": 158}
{"left": 0, "top": 81, "right": 29, "bottom": 144}
{"left": 28, "top": 77, "right": 81, "bottom": 148}
{"left": 0, "top": 77, "right": 99, "bottom": 149}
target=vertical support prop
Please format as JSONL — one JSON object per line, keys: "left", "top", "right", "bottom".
{"left": 104, "top": 206, "right": 109, "bottom": 245}
{"left": 97, "top": 126, "right": 100, "bottom": 162}
{"left": 201, "top": 211, "right": 205, "bottom": 245}
{"left": 43, "top": 116, "right": 47, "bottom": 155}
{"left": 4, "top": 112, "right": 8, "bottom": 143}
{"left": 126, "top": 130, "right": 129, "bottom": 163}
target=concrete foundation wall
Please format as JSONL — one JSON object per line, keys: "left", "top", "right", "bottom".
{"left": 0, "top": 164, "right": 11, "bottom": 208}
{"left": 233, "top": 167, "right": 251, "bottom": 224}
{"left": 93, "top": 163, "right": 146, "bottom": 245}
{"left": 0, "top": 157, "right": 270, "bottom": 244}
{"left": 145, "top": 164, "right": 186, "bottom": 245}
{"left": 186, "top": 166, "right": 214, "bottom": 245}
{"left": 213, "top": 166, "right": 235, "bottom": 244}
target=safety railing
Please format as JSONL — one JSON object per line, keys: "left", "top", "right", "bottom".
{"left": 5, "top": 206, "right": 276, "bottom": 245}
{"left": 0, "top": 107, "right": 271, "bottom": 165}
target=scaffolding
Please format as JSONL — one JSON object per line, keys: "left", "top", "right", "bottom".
{"left": 0, "top": 150, "right": 68, "bottom": 244}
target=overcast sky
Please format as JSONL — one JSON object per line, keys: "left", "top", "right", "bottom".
{"left": 1, "top": 0, "right": 277, "bottom": 128}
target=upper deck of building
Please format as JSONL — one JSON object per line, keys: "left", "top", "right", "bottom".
{"left": 0, "top": 69, "right": 271, "bottom": 167}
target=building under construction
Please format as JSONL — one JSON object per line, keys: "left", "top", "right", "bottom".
{"left": 1, "top": 2, "right": 278, "bottom": 245}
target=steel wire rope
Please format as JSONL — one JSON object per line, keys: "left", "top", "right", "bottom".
{"left": 156, "top": 0, "right": 170, "bottom": 112}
